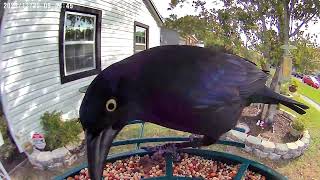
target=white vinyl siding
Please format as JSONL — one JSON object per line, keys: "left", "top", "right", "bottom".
{"left": 0, "top": 0, "right": 161, "bottom": 150}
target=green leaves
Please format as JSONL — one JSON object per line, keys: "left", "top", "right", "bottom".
{"left": 164, "top": 15, "right": 208, "bottom": 37}
{"left": 291, "top": 38, "right": 320, "bottom": 73}
{"left": 291, "top": 117, "right": 306, "bottom": 132}
{"left": 166, "top": 0, "right": 320, "bottom": 73}
{"left": 40, "top": 111, "right": 82, "bottom": 151}
{"left": 169, "top": 0, "right": 187, "bottom": 10}
{"left": 0, "top": 116, "right": 16, "bottom": 160}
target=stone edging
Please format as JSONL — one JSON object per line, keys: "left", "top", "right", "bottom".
{"left": 26, "top": 133, "right": 85, "bottom": 170}
{"left": 224, "top": 110, "right": 311, "bottom": 160}
{"left": 26, "top": 109, "right": 310, "bottom": 168}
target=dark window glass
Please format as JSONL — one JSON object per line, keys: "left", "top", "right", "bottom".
{"left": 134, "top": 22, "right": 149, "bottom": 54}
{"left": 59, "top": 4, "right": 101, "bottom": 84}
{"left": 65, "top": 44, "right": 94, "bottom": 73}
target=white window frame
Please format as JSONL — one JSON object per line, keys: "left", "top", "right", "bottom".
{"left": 63, "top": 11, "right": 96, "bottom": 75}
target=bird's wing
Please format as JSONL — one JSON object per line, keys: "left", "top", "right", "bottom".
{"left": 134, "top": 46, "right": 268, "bottom": 108}
{"left": 178, "top": 53, "right": 268, "bottom": 108}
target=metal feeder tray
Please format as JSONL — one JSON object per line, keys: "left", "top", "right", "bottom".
{"left": 54, "top": 120, "right": 287, "bottom": 180}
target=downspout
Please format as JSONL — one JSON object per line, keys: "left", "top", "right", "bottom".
{"left": 0, "top": 0, "right": 24, "bottom": 152}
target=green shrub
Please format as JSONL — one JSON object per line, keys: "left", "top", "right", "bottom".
{"left": 0, "top": 116, "right": 8, "bottom": 141}
{"left": 40, "top": 111, "right": 82, "bottom": 150}
{"left": 291, "top": 118, "right": 305, "bottom": 132}
{"left": 288, "top": 79, "right": 298, "bottom": 92}
{"left": 0, "top": 116, "right": 16, "bottom": 160}
{"left": 290, "top": 78, "right": 298, "bottom": 87}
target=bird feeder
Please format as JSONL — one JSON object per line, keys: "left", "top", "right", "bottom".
{"left": 54, "top": 121, "right": 287, "bottom": 180}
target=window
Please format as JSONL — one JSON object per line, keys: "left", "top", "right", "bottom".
{"left": 134, "top": 21, "right": 149, "bottom": 53}
{"left": 59, "top": 4, "right": 101, "bottom": 84}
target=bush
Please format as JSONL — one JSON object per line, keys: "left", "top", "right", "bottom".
{"left": 287, "top": 78, "right": 298, "bottom": 92}
{"left": 40, "top": 111, "right": 82, "bottom": 150}
{"left": 291, "top": 118, "right": 305, "bottom": 132}
{"left": 290, "top": 79, "right": 298, "bottom": 87}
{"left": 0, "top": 116, "right": 16, "bottom": 160}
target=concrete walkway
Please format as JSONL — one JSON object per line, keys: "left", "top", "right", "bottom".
{"left": 9, "top": 155, "right": 86, "bottom": 180}
{"left": 299, "top": 94, "right": 320, "bottom": 111}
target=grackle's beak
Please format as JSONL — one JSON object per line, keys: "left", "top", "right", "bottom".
{"left": 86, "top": 127, "right": 119, "bottom": 180}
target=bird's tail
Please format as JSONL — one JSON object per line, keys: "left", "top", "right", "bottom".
{"left": 253, "top": 86, "right": 309, "bottom": 114}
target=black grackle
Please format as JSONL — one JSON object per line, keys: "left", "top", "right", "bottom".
{"left": 79, "top": 45, "right": 308, "bottom": 180}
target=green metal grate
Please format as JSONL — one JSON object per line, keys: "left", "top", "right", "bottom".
{"left": 75, "top": 84, "right": 286, "bottom": 180}
{"left": 54, "top": 135, "right": 287, "bottom": 180}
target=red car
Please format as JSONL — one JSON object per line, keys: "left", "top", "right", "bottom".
{"left": 303, "top": 75, "right": 320, "bottom": 89}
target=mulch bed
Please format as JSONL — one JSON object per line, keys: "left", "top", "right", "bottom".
{"left": 0, "top": 147, "right": 27, "bottom": 172}
{"left": 0, "top": 115, "right": 27, "bottom": 172}
{"left": 238, "top": 106, "right": 298, "bottom": 143}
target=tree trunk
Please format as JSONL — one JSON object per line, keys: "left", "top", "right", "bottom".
{"left": 264, "top": 66, "right": 282, "bottom": 124}
{"left": 264, "top": 1, "right": 290, "bottom": 125}
{"left": 260, "top": 51, "right": 271, "bottom": 120}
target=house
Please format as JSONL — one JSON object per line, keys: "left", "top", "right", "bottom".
{"left": 179, "top": 34, "right": 205, "bottom": 47}
{"left": 161, "top": 28, "right": 205, "bottom": 47}
{"left": 160, "top": 28, "right": 180, "bottom": 45}
{"left": 0, "top": 0, "right": 163, "bottom": 152}
{"left": 181, "top": 35, "right": 199, "bottom": 46}
{"left": 196, "top": 41, "right": 205, "bottom": 47}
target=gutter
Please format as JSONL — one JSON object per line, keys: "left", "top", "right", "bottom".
{"left": 143, "top": 0, "right": 164, "bottom": 26}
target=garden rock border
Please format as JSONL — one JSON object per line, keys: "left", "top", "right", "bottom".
{"left": 26, "top": 132, "right": 85, "bottom": 170}
{"left": 224, "top": 110, "right": 311, "bottom": 160}
{"left": 26, "top": 109, "right": 310, "bottom": 169}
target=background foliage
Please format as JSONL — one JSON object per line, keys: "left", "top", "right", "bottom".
{"left": 40, "top": 111, "right": 82, "bottom": 150}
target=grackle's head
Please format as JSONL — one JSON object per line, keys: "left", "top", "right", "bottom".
{"left": 79, "top": 71, "right": 129, "bottom": 180}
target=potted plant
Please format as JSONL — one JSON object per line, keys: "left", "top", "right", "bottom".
{"left": 290, "top": 118, "right": 305, "bottom": 137}
{"left": 289, "top": 79, "right": 298, "bottom": 93}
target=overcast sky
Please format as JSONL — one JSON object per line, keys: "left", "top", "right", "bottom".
{"left": 153, "top": 0, "right": 320, "bottom": 45}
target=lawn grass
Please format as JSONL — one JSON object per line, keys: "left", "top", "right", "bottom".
{"left": 228, "top": 80, "right": 320, "bottom": 179}
{"left": 109, "top": 123, "right": 191, "bottom": 155}
{"left": 277, "top": 95, "right": 320, "bottom": 179}
{"left": 292, "top": 78, "right": 320, "bottom": 104}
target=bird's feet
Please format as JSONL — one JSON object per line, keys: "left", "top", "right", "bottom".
{"left": 141, "top": 143, "right": 181, "bottom": 162}
{"left": 189, "top": 134, "right": 203, "bottom": 147}
{"left": 141, "top": 135, "right": 207, "bottom": 161}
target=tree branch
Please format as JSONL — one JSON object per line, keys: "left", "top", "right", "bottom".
{"left": 289, "top": 0, "right": 296, "bottom": 34}
{"left": 289, "top": 13, "right": 317, "bottom": 37}
{"left": 261, "top": 16, "right": 267, "bottom": 32}
{"left": 289, "top": 0, "right": 296, "bottom": 14}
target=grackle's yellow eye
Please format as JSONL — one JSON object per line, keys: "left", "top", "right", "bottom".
{"left": 106, "top": 99, "right": 117, "bottom": 112}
